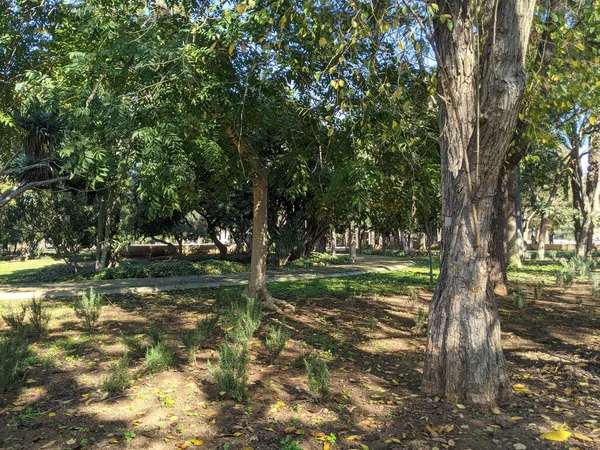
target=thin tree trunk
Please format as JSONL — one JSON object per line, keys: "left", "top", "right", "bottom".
{"left": 538, "top": 214, "right": 549, "bottom": 260}
{"left": 507, "top": 168, "right": 521, "bottom": 268}
{"left": 95, "top": 198, "right": 107, "bottom": 271}
{"left": 515, "top": 165, "right": 525, "bottom": 260}
{"left": 208, "top": 228, "right": 228, "bottom": 257}
{"left": 331, "top": 229, "right": 337, "bottom": 257}
{"left": 423, "top": 0, "right": 534, "bottom": 404}
{"left": 244, "top": 162, "right": 276, "bottom": 305}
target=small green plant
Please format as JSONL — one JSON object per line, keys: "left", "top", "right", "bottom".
{"left": 533, "top": 281, "right": 545, "bottom": 300}
{"left": 407, "top": 287, "right": 419, "bottom": 306}
{"left": 102, "top": 352, "right": 131, "bottom": 394}
{"left": 29, "top": 299, "right": 51, "bottom": 336}
{"left": 304, "top": 354, "right": 330, "bottom": 399}
{"left": 123, "top": 430, "right": 136, "bottom": 443}
{"left": 412, "top": 307, "right": 428, "bottom": 336}
{"left": 2, "top": 305, "right": 27, "bottom": 333}
{"left": 182, "top": 315, "right": 219, "bottom": 364}
{"left": 325, "top": 433, "right": 337, "bottom": 445}
{"left": 148, "top": 326, "right": 164, "bottom": 346}
{"left": 280, "top": 437, "right": 304, "bottom": 450}
{"left": 209, "top": 342, "right": 248, "bottom": 401}
{"left": 510, "top": 288, "right": 526, "bottom": 309}
{"left": 121, "top": 334, "right": 146, "bottom": 359}
{"left": 223, "top": 296, "right": 263, "bottom": 344}
{"left": 144, "top": 342, "right": 175, "bottom": 374}
{"left": 556, "top": 269, "right": 574, "bottom": 288}
{"left": 265, "top": 321, "right": 291, "bottom": 363}
{"left": 366, "top": 315, "right": 378, "bottom": 329}
{"left": 73, "top": 289, "right": 103, "bottom": 332}
{"left": 0, "top": 336, "right": 30, "bottom": 394}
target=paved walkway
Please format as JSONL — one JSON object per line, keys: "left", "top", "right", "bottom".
{"left": 0, "top": 255, "right": 414, "bottom": 301}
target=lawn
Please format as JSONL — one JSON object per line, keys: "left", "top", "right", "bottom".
{"left": 0, "top": 261, "right": 599, "bottom": 450}
{"left": 0, "top": 253, "right": 353, "bottom": 285}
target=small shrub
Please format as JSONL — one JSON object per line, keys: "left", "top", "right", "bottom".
{"left": 533, "top": 281, "right": 545, "bottom": 300}
{"left": 547, "top": 250, "right": 557, "bottom": 260}
{"left": 511, "top": 288, "right": 526, "bottom": 309}
{"left": 121, "top": 334, "right": 146, "bottom": 359}
{"left": 412, "top": 307, "right": 428, "bottom": 336}
{"left": 144, "top": 342, "right": 175, "bottom": 374}
{"left": 214, "top": 287, "right": 246, "bottom": 312}
{"left": 182, "top": 316, "right": 219, "bottom": 364}
{"left": 148, "top": 326, "right": 164, "bottom": 346}
{"left": 0, "top": 336, "right": 30, "bottom": 393}
{"left": 265, "top": 322, "right": 290, "bottom": 363}
{"left": 223, "top": 296, "right": 263, "bottom": 344}
{"left": 556, "top": 269, "right": 574, "bottom": 288}
{"left": 280, "top": 437, "right": 304, "bottom": 450}
{"left": 2, "top": 305, "right": 27, "bottom": 334}
{"left": 29, "top": 299, "right": 51, "bottom": 336}
{"left": 74, "top": 289, "right": 103, "bottom": 332}
{"left": 304, "top": 354, "right": 330, "bottom": 398}
{"left": 102, "top": 352, "right": 131, "bottom": 394}
{"left": 209, "top": 342, "right": 248, "bottom": 401}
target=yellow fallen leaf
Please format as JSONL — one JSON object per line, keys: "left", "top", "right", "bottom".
{"left": 323, "top": 444, "right": 330, "bottom": 450}
{"left": 26, "top": 379, "right": 37, "bottom": 384}
{"left": 190, "top": 438, "right": 204, "bottom": 446}
{"left": 573, "top": 432, "right": 592, "bottom": 442}
{"left": 540, "top": 431, "right": 571, "bottom": 441}
{"left": 41, "top": 441, "right": 57, "bottom": 449}
{"left": 358, "top": 445, "right": 369, "bottom": 450}
{"left": 66, "top": 439, "right": 77, "bottom": 445}
{"left": 347, "top": 435, "right": 361, "bottom": 441}
{"left": 48, "top": 412, "right": 56, "bottom": 417}
{"left": 385, "top": 438, "right": 401, "bottom": 443}
{"left": 264, "top": 428, "right": 275, "bottom": 432}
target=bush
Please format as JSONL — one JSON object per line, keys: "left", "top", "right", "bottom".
{"left": 94, "top": 260, "right": 248, "bottom": 281}
{"left": 556, "top": 269, "right": 574, "bottom": 288}
{"left": 534, "top": 282, "right": 545, "bottom": 300}
{"left": 102, "top": 352, "right": 131, "bottom": 394}
{"left": 144, "top": 342, "right": 175, "bottom": 374}
{"left": 121, "top": 334, "right": 146, "bottom": 359}
{"left": 209, "top": 342, "right": 248, "bottom": 401}
{"left": 0, "top": 335, "right": 30, "bottom": 394}
{"left": 511, "top": 288, "right": 526, "bottom": 309}
{"left": 73, "top": 289, "right": 103, "bottom": 332}
{"left": 29, "top": 299, "right": 51, "bottom": 336}
{"left": 2, "top": 305, "right": 27, "bottom": 334}
{"left": 304, "top": 354, "right": 330, "bottom": 398}
{"left": 222, "top": 296, "right": 263, "bottom": 344}
{"left": 214, "top": 287, "right": 246, "bottom": 312}
{"left": 148, "top": 326, "right": 164, "bottom": 346}
{"left": 265, "top": 322, "right": 290, "bottom": 363}
{"left": 412, "top": 307, "right": 428, "bottom": 336}
{"left": 182, "top": 316, "right": 219, "bottom": 364}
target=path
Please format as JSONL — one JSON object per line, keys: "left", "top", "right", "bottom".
{"left": 0, "top": 255, "right": 414, "bottom": 301}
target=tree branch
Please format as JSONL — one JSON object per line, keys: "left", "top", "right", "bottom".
{"left": 0, "top": 176, "right": 70, "bottom": 209}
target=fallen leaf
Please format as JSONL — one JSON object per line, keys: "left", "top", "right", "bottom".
{"left": 347, "top": 435, "right": 361, "bottom": 441}
{"left": 572, "top": 432, "right": 592, "bottom": 442}
{"left": 48, "top": 412, "right": 56, "bottom": 417}
{"left": 66, "top": 439, "right": 77, "bottom": 445}
{"left": 41, "top": 441, "right": 57, "bottom": 449}
{"left": 513, "top": 443, "right": 526, "bottom": 450}
{"left": 540, "top": 431, "right": 571, "bottom": 441}
{"left": 190, "top": 438, "right": 204, "bottom": 446}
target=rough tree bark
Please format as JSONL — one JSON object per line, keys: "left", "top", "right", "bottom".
{"left": 487, "top": 0, "right": 567, "bottom": 284}
{"left": 208, "top": 228, "right": 228, "bottom": 257}
{"left": 506, "top": 169, "right": 522, "bottom": 268}
{"left": 422, "top": 0, "right": 535, "bottom": 404}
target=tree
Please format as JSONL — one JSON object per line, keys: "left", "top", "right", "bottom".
{"left": 420, "top": 0, "right": 536, "bottom": 403}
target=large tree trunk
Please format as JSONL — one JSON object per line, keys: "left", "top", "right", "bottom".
{"left": 488, "top": 164, "right": 511, "bottom": 294}
{"left": 423, "top": 0, "right": 534, "bottom": 404}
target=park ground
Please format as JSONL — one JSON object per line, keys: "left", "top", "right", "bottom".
{"left": 0, "top": 259, "right": 599, "bottom": 450}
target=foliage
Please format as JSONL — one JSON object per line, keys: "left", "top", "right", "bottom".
{"left": 222, "top": 296, "right": 263, "bottom": 344}
{"left": 209, "top": 342, "right": 248, "bottom": 402}
{"left": 28, "top": 299, "right": 51, "bottom": 337}
{"left": 304, "top": 354, "right": 330, "bottom": 399}
{"left": 182, "top": 315, "right": 219, "bottom": 364}
{"left": 0, "top": 334, "right": 32, "bottom": 394}
{"left": 265, "top": 322, "right": 291, "bottom": 363}
{"left": 412, "top": 308, "right": 428, "bottom": 337}
{"left": 73, "top": 289, "right": 103, "bottom": 332}
{"left": 2, "top": 305, "right": 27, "bottom": 333}
{"left": 144, "top": 342, "right": 175, "bottom": 375}
{"left": 102, "top": 352, "right": 131, "bottom": 394}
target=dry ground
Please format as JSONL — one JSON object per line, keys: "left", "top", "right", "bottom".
{"left": 0, "top": 264, "right": 599, "bottom": 450}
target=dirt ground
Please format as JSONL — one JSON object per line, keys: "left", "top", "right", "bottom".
{"left": 0, "top": 274, "right": 599, "bottom": 450}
